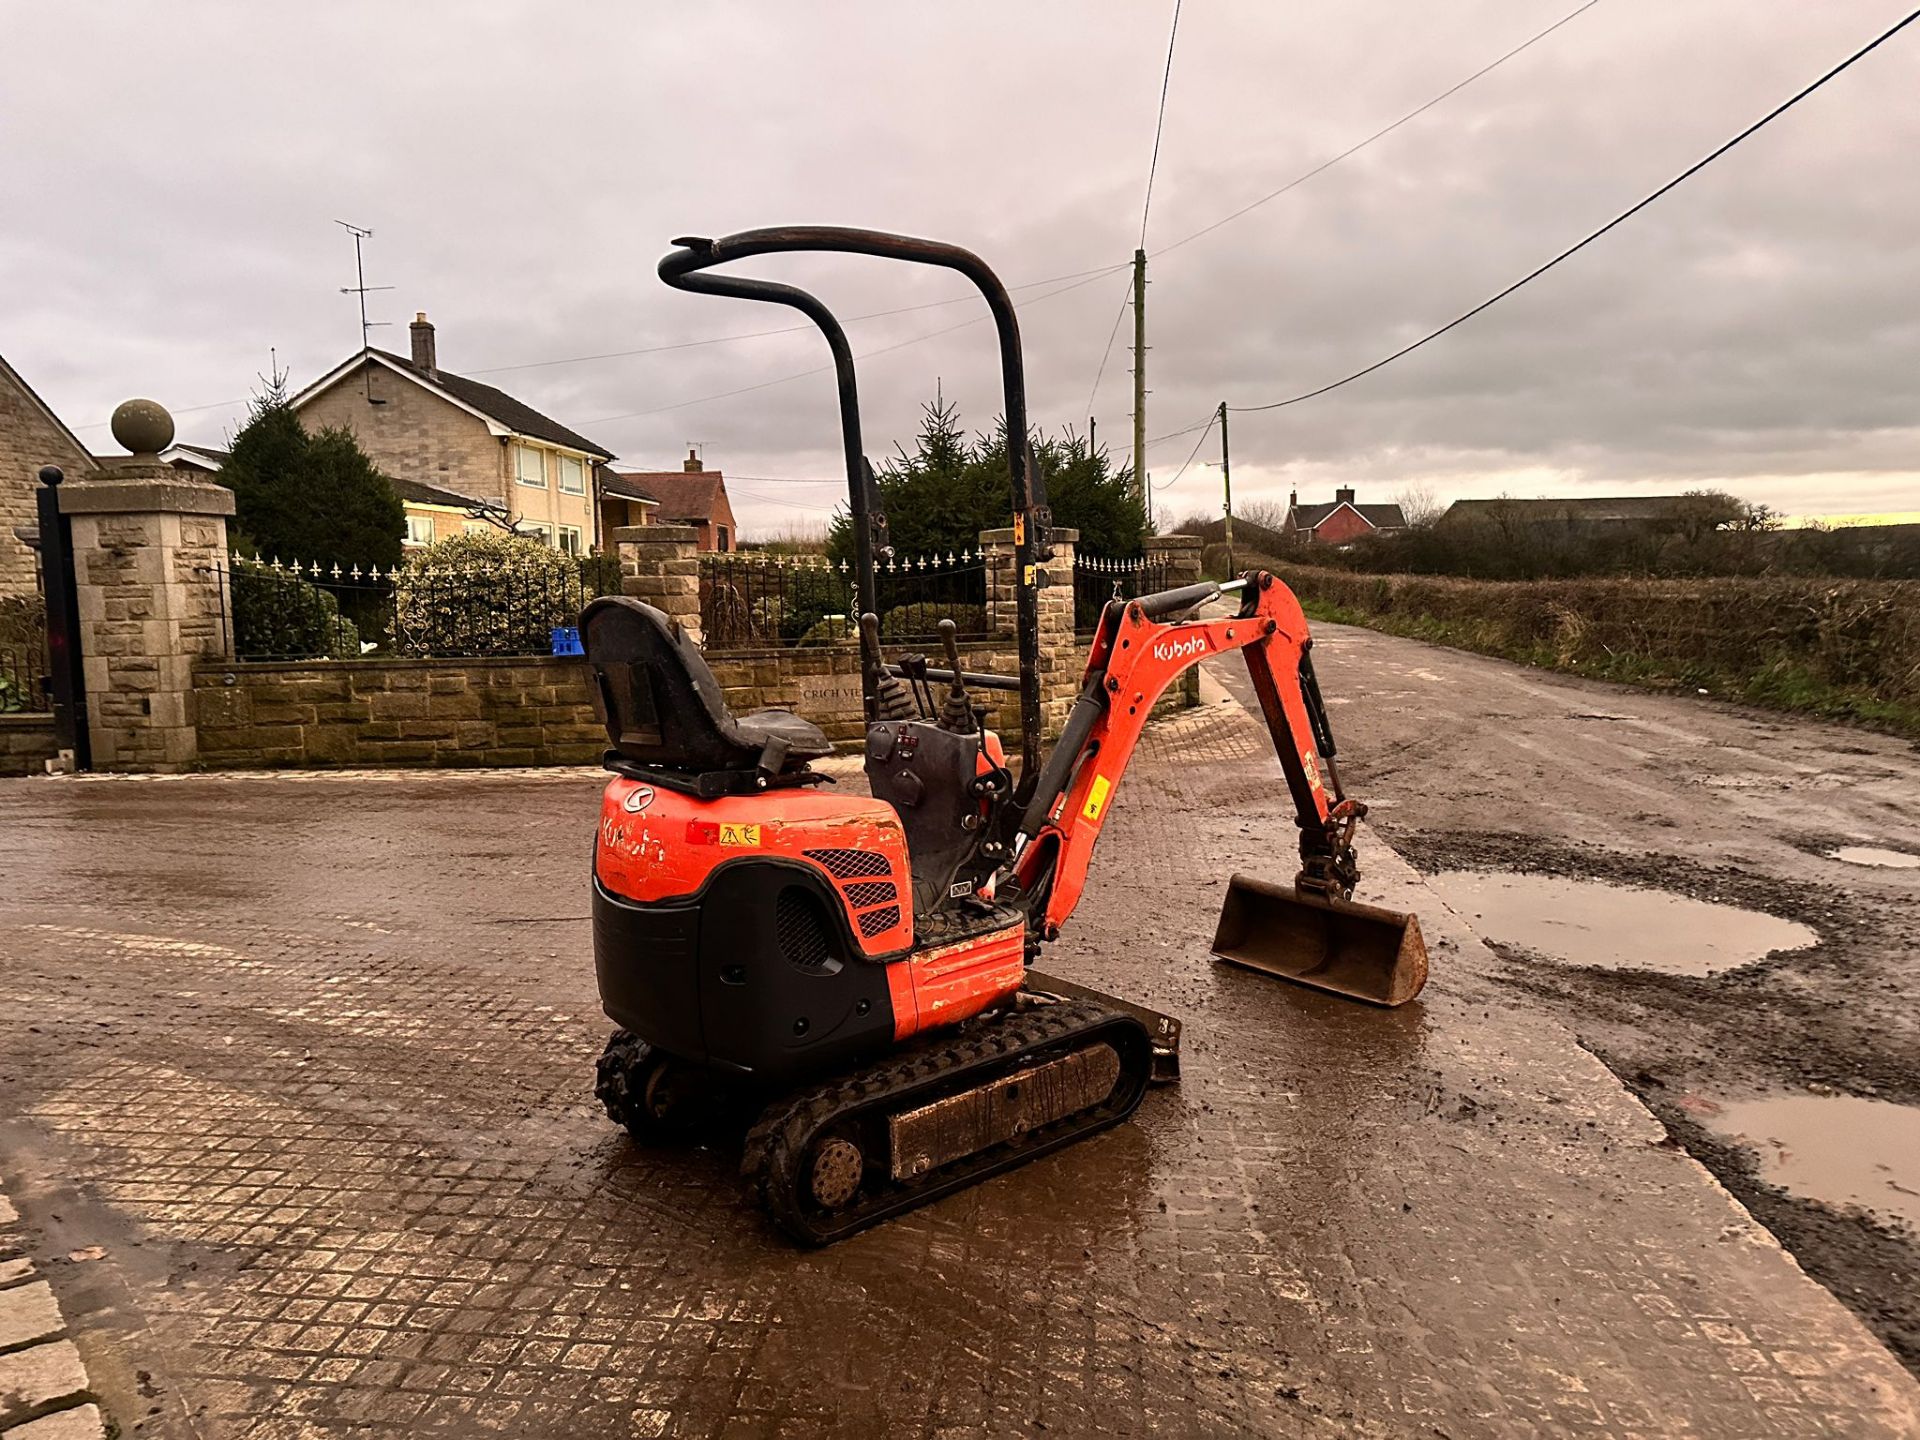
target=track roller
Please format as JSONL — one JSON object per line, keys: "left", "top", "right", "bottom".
{"left": 742, "top": 999, "right": 1153, "bottom": 1245}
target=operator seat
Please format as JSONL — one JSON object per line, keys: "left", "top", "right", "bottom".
{"left": 582, "top": 597, "right": 831, "bottom": 793}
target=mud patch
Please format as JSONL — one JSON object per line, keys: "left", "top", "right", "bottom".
{"left": 1701, "top": 1093, "right": 1920, "bottom": 1232}
{"left": 1428, "top": 870, "right": 1817, "bottom": 977}
{"left": 1831, "top": 845, "right": 1920, "bottom": 870}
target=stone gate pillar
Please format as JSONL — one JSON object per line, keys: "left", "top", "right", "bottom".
{"left": 58, "top": 401, "right": 234, "bottom": 772}
{"left": 1145, "top": 533, "right": 1206, "bottom": 709}
{"left": 614, "top": 524, "right": 701, "bottom": 646}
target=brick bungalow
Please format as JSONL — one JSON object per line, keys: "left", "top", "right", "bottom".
{"left": 603, "top": 449, "right": 737, "bottom": 551}
{"left": 1284, "top": 487, "right": 1407, "bottom": 546}
{"left": 290, "top": 313, "right": 618, "bottom": 555}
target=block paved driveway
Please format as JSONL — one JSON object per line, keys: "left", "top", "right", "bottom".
{"left": 2, "top": 669, "right": 1916, "bottom": 1437}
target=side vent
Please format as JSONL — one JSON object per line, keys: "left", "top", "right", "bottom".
{"left": 857, "top": 905, "right": 902, "bottom": 940}
{"left": 775, "top": 887, "right": 837, "bottom": 973}
{"left": 803, "top": 847, "right": 891, "bottom": 880}
{"left": 844, "top": 881, "right": 897, "bottom": 909}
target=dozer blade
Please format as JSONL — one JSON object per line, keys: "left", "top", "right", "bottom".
{"left": 1211, "top": 872, "right": 1428, "bottom": 1007}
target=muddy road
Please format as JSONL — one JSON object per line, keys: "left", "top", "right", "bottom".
{"left": 1229, "top": 622, "right": 1920, "bottom": 1369}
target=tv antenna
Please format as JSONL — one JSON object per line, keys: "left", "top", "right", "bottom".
{"left": 336, "top": 220, "right": 393, "bottom": 400}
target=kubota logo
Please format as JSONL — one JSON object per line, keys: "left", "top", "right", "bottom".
{"left": 621, "top": 786, "right": 655, "bottom": 813}
{"left": 1152, "top": 636, "right": 1207, "bottom": 663}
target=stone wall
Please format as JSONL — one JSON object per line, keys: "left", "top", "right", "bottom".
{"left": 0, "top": 713, "right": 57, "bottom": 776}
{"left": 192, "top": 657, "right": 604, "bottom": 768}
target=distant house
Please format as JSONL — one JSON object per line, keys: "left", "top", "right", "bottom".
{"left": 1283, "top": 487, "right": 1407, "bottom": 546}
{"left": 0, "top": 352, "right": 100, "bottom": 597}
{"left": 1437, "top": 496, "right": 1700, "bottom": 532}
{"left": 289, "top": 312, "right": 615, "bottom": 556}
{"left": 597, "top": 468, "right": 660, "bottom": 537}
{"left": 159, "top": 442, "right": 229, "bottom": 476}
{"left": 603, "top": 450, "right": 737, "bottom": 552}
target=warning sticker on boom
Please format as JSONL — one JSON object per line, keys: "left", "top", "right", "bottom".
{"left": 1082, "top": 774, "right": 1112, "bottom": 822}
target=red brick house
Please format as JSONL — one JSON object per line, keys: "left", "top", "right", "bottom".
{"left": 1284, "top": 487, "right": 1407, "bottom": 546}
{"left": 603, "top": 450, "right": 738, "bottom": 551}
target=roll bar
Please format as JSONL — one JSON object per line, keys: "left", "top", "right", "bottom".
{"left": 657, "top": 227, "right": 1051, "bottom": 786}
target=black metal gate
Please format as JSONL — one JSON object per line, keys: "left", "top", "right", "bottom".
{"left": 32, "top": 465, "right": 89, "bottom": 769}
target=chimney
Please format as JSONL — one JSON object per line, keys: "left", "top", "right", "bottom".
{"left": 410, "top": 312, "right": 437, "bottom": 374}
{"left": 1335, "top": 486, "right": 1355, "bottom": 505}
{"left": 683, "top": 447, "right": 703, "bottom": 472}
{"left": 1288, "top": 488, "right": 1298, "bottom": 510}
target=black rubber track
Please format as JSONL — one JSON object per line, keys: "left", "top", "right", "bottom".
{"left": 740, "top": 998, "right": 1154, "bottom": 1246}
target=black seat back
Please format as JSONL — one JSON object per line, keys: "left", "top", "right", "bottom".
{"left": 582, "top": 597, "right": 761, "bottom": 773}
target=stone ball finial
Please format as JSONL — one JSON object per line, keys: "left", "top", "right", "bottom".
{"left": 111, "top": 398, "right": 175, "bottom": 457}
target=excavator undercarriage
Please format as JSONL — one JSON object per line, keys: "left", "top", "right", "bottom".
{"left": 584, "top": 226, "right": 1427, "bottom": 1244}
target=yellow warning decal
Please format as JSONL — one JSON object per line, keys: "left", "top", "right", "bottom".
{"left": 719, "top": 822, "right": 762, "bottom": 847}
{"left": 1013, "top": 515, "right": 1025, "bottom": 545}
{"left": 1082, "top": 774, "right": 1112, "bottom": 822}
{"left": 1303, "top": 754, "right": 1323, "bottom": 791}
{"left": 1024, "top": 564, "right": 1037, "bottom": 587}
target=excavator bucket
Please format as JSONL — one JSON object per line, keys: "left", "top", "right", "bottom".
{"left": 1211, "top": 873, "right": 1428, "bottom": 1007}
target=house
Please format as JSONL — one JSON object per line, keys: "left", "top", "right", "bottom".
{"left": 290, "top": 312, "right": 615, "bottom": 556}
{"left": 1437, "top": 496, "right": 1703, "bottom": 532}
{"left": 1283, "top": 487, "right": 1407, "bottom": 546}
{"left": 603, "top": 450, "right": 737, "bottom": 551}
{"left": 596, "top": 468, "right": 660, "bottom": 537}
{"left": 0, "top": 352, "right": 100, "bottom": 597}
{"left": 158, "top": 442, "right": 229, "bottom": 476}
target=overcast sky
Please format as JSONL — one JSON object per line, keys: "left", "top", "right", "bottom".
{"left": 6, "top": 1, "right": 1917, "bottom": 536}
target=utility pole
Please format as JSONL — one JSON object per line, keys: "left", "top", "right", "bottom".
{"left": 1088, "top": 415, "right": 1096, "bottom": 455}
{"left": 1131, "top": 247, "right": 1148, "bottom": 528}
{"left": 1217, "top": 401, "right": 1234, "bottom": 576}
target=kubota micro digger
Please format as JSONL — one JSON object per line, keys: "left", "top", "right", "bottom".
{"left": 584, "top": 227, "right": 1427, "bottom": 1244}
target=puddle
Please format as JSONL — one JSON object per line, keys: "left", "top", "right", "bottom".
{"left": 1830, "top": 846, "right": 1920, "bottom": 870}
{"left": 1705, "top": 1094, "right": 1920, "bottom": 1231}
{"left": 1429, "top": 871, "right": 1817, "bottom": 977}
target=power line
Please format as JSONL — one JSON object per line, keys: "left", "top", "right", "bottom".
{"left": 1159, "top": 412, "right": 1218, "bottom": 490}
{"left": 1140, "top": 0, "right": 1184, "bottom": 248}
{"left": 1083, "top": 277, "right": 1134, "bottom": 416}
{"left": 1229, "top": 5, "right": 1920, "bottom": 417}
{"left": 1156, "top": 0, "right": 1602, "bottom": 259}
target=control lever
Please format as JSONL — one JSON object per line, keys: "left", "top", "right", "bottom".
{"left": 936, "top": 619, "right": 976, "bottom": 734}
{"left": 859, "top": 612, "right": 915, "bottom": 722}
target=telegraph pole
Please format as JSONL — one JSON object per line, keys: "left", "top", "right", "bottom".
{"left": 1131, "top": 247, "right": 1148, "bottom": 527}
{"left": 1217, "top": 401, "right": 1234, "bottom": 576}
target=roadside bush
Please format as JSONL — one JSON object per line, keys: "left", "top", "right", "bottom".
{"left": 230, "top": 565, "right": 362, "bottom": 660}
{"left": 392, "top": 530, "right": 581, "bottom": 657}
{"left": 878, "top": 602, "right": 986, "bottom": 641}
{"left": 1266, "top": 559, "right": 1920, "bottom": 736}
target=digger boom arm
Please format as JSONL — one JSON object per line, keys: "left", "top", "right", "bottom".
{"left": 1013, "top": 572, "right": 1351, "bottom": 938}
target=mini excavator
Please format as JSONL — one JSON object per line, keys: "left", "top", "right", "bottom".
{"left": 584, "top": 228, "right": 1428, "bottom": 1244}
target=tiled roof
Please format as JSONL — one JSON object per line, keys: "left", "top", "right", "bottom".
{"left": 390, "top": 475, "right": 494, "bottom": 510}
{"left": 600, "top": 472, "right": 660, "bottom": 505}
{"left": 1439, "top": 496, "right": 1699, "bottom": 525}
{"left": 369, "top": 349, "right": 613, "bottom": 459}
{"left": 1292, "top": 500, "right": 1407, "bottom": 530}
{"left": 620, "top": 470, "right": 727, "bottom": 523}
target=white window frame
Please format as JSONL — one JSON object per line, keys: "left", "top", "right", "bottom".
{"left": 524, "top": 522, "right": 554, "bottom": 546}
{"left": 557, "top": 454, "right": 586, "bottom": 495}
{"left": 462, "top": 519, "right": 491, "bottom": 536}
{"left": 514, "top": 443, "right": 547, "bottom": 488}
{"left": 404, "top": 513, "right": 436, "bottom": 547}
{"left": 558, "top": 525, "right": 583, "bottom": 556}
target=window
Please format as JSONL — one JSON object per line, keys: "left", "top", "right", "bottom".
{"left": 558, "top": 454, "right": 586, "bottom": 494}
{"left": 515, "top": 444, "right": 546, "bottom": 487}
{"left": 524, "top": 523, "right": 553, "bottom": 546}
{"left": 715, "top": 526, "right": 730, "bottom": 553}
{"left": 558, "top": 526, "right": 583, "bottom": 556}
{"left": 462, "top": 520, "right": 491, "bottom": 536}
{"left": 404, "top": 513, "right": 436, "bottom": 547}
